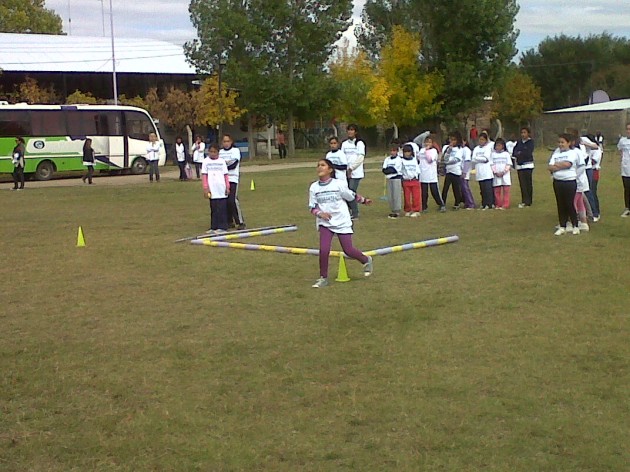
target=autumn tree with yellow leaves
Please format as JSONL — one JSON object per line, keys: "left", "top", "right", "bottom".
{"left": 492, "top": 69, "right": 543, "bottom": 127}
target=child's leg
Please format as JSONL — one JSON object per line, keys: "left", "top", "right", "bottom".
{"left": 452, "top": 175, "right": 463, "bottom": 206}
{"left": 461, "top": 178, "right": 475, "bottom": 208}
{"left": 430, "top": 183, "right": 444, "bottom": 206}
{"left": 386, "top": 179, "right": 395, "bottom": 213}
{"left": 337, "top": 233, "right": 369, "bottom": 264}
{"left": 441, "top": 174, "right": 452, "bottom": 204}
{"left": 210, "top": 198, "right": 217, "bottom": 229}
{"left": 421, "top": 183, "right": 429, "bottom": 211}
{"left": 392, "top": 179, "right": 402, "bottom": 214}
{"left": 412, "top": 180, "right": 421, "bottom": 212}
{"left": 493, "top": 186, "right": 502, "bottom": 208}
{"left": 216, "top": 198, "right": 228, "bottom": 230}
{"left": 503, "top": 185, "right": 511, "bottom": 209}
{"left": 403, "top": 181, "right": 412, "bottom": 213}
{"left": 318, "top": 226, "right": 335, "bottom": 278}
{"left": 574, "top": 192, "right": 587, "bottom": 221}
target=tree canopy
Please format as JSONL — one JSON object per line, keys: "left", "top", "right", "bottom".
{"left": 0, "top": 0, "right": 63, "bottom": 34}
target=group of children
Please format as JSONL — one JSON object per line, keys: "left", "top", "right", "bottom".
{"left": 379, "top": 130, "right": 531, "bottom": 217}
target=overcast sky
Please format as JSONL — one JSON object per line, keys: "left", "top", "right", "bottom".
{"left": 45, "top": 0, "right": 629, "bottom": 55}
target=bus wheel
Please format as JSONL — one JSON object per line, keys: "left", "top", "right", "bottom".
{"left": 35, "top": 161, "right": 55, "bottom": 181}
{"left": 130, "top": 157, "right": 147, "bottom": 175}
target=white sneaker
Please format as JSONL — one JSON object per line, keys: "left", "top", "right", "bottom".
{"left": 410, "top": 212, "right": 420, "bottom": 218}
{"left": 311, "top": 277, "right": 329, "bottom": 288}
{"left": 554, "top": 227, "right": 566, "bottom": 236}
{"left": 363, "top": 256, "right": 373, "bottom": 277}
{"left": 578, "top": 222, "right": 590, "bottom": 232}
{"left": 404, "top": 212, "right": 411, "bottom": 217}
{"left": 593, "top": 216, "right": 600, "bottom": 222}
{"left": 518, "top": 203, "right": 526, "bottom": 208}
{"left": 572, "top": 227, "right": 580, "bottom": 235}
{"left": 621, "top": 209, "right": 630, "bottom": 217}
{"left": 566, "top": 222, "right": 574, "bottom": 231}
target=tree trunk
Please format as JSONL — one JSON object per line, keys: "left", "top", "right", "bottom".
{"left": 267, "top": 122, "right": 272, "bottom": 160}
{"left": 332, "top": 123, "right": 338, "bottom": 137}
{"left": 247, "top": 114, "right": 256, "bottom": 160}
{"left": 393, "top": 123, "right": 399, "bottom": 139}
{"left": 287, "top": 112, "right": 295, "bottom": 157}
{"left": 185, "top": 125, "right": 193, "bottom": 152}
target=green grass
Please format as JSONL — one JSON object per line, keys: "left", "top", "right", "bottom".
{"left": 1, "top": 161, "right": 628, "bottom": 471}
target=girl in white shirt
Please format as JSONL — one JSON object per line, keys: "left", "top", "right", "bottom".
{"left": 491, "top": 138, "right": 512, "bottom": 209}
{"left": 309, "top": 159, "right": 373, "bottom": 288}
{"left": 191, "top": 135, "right": 205, "bottom": 179}
{"left": 146, "top": 132, "right": 161, "bottom": 182}
{"left": 461, "top": 138, "right": 476, "bottom": 209}
{"left": 472, "top": 133, "right": 495, "bottom": 210}
{"left": 325, "top": 136, "right": 348, "bottom": 182}
{"left": 441, "top": 131, "right": 464, "bottom": 210}
{"left": 418, "top": 135, "right": 446, "bottom": 212}
{"left": 175, "top": 136, "right": 188, "bottom": 181}
{"left": 616, "top": 123, "right": 630, "bottom": 217}
{"left": 548, "top": 134, "right": 579, "bottom": 235}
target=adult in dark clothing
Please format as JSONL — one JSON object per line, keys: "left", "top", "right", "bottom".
{"left": 512, "top": 127, "right": 535, "bottom": 207}
{"left": 11, "top": 137, "right": 25, "bottom": 190}
{"left": 82, "top": 138, "right": 95, "bottom": 184}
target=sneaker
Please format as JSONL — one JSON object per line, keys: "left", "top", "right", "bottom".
{"left": 350, "top": 215, "right": 359, "bottom": 220}
{"left": 518, "top": 203, "right": 526, "bottom": 208}
{"left": 311, "top": 277, "right": 329, "bottom": 288}
{"left": 237, "top": 224, "right": 246, "bottom": 230}
{"left": 388, "top": 213, "right": 399, "bottom": 219}
{"left": 439, "top": 206, "right": 446, "bottom": 213}
{"left": 578, "top": 222, "right": 589, "bottom": 232}
{"left": 363, "top": 256, "right": 373, "bottom": 277}
{"left": 466, "top": 207, "right": 475, "bottom": 210}
{"left": 205, "top": 229, "right": 216, "bottom": 234}
{"left": 481, "top": 205, "right": 489, "bottom": 211}
{"left": 566, "top": 222, "right": 574, "bottom": 231}
{"left": 554, "top": 227, "right": 566, "bottom": 236}
{"left": 495, "top": 206, "right": 504, "bottom": 210}
{"left": 10, "top": 187, "right": 17, "bottom": 191}
{"left": 410, "top": 212, "right": 420, "bottom": 218}
{"left": 621, "top": 209, "right": 630, "bottom": 218}
{"left": 592, "top": 216, "right": 600, "bottom": 223}
{"left": 572, "top": 227, "right": 580, "bottom": 235}
{"left": 404, "top": 212, "right": 412, "bottom": 217}
{"left": 452, "top": 206, "right": 460, "bottom": 211}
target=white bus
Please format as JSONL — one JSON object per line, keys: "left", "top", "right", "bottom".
{"left": 0, "top": 103, "right": 166, "bottom": 180}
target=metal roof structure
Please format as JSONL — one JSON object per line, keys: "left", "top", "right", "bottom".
{"left": 545, "top": 99, "right": 630, "bottom": 114}
{"left": 0, "top": 33, "right": 196, "bottom": 75}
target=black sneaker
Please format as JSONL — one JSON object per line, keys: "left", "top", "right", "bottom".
{"left": 237, "top": 224, "right": 246, "bottom": 230}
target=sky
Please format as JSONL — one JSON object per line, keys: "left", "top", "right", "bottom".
{"left": 45, "top": 0, "right": 630, "bottom": 56}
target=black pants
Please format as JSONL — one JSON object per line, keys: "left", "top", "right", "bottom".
{"left": 442, "top": 173, "right": 463, "bottom": 206}
{"left": 278, "top": 143, "right": 287, "bottom": 159}
{"left": 623, "top": 176, "right": 630, "bottom": 209}
{"left": 478, "top": 179, "right": 495, "bottom": 208}
{"left": 347, "top": 178, "right": 361, "bottom": 218}
{"left": 82, "top": 165, "right": 94, "bottom": 184}
{"left": 210, "top": 197, "right": 228, "bottom": 230}
{"left": 517, "top": 169, "right": 533, "bottom": 206}
{"left": 12, "top": 167, "right": 24, "bottom": 189}
{"left": 194, "top": 162, "right": 202, "bottom": 179}
{"left": 177, "top": 161, "right": 187, "bottom": 180}
{"left": 148, "top": 161, "right": 160, "bottom": 181}
{"left": 421, "top": 182, "right": 444, "bottom": 210}
{"left": 553, "top": 179, "right": 578, "bottom": 227}
{"left": 227, "top": 182, "right": 245, "bottom": 227}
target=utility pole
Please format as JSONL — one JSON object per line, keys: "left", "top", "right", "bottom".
{"left": 109, "top": 0, "right": 118, "bottom": 105}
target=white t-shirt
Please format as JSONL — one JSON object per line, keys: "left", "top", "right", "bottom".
{"left": 401, "top": 156, "right": 420, "bottom": 180}
{"left": 590, "top": 148, "right": 603, "bottom": 170}
{"left": 506, "top": 140, "right": 516, "bottom": 156}
{"left": 192, "top": 142, "right": 205, "bottom": 163}
{"left": 472, "top": 144, "right": 493, "bottom": 181}
{"left": 548, "top": 148, "right": 578, "bottom": 181}
{"left": 219, "top": 146, "right": 241, "bottom": 184}
{"left": 175, "top": 143, "right": 186, "bottom": 162}
{"left": 325, "top": 149, "right": 348, "bottom": 181}
{"left": 617, "top": 137, "right": 630, "bottom": 177}
{"left": 462, "top": 146, "right": 473, "bottom": 180}
{"left": 574, "top": 147, "right": 589, "bottom": 193}
{"left": 418, "top": 147, "right": 438, "bottom": 183}
{"left": 444, "top": 146, "right": 463, "bottom": 176}
{"left": 146, "top": 142, "right": 161, "bottom": 162}
{"left": 341, "top": 138, "right": 365, "bottom": 179}
{"left": 492, "top": 151, "right": 511, "bottom": 186}
{"left": 201, "top": 156, "right": 228, "bottom": 199}
{"left": 308, "top": 178, "right": 356, "bottom": 234}
{"left": 382, "top": 155, "right": 403, "bottom": 179}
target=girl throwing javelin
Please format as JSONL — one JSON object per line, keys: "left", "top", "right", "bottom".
{"left": 309, "top": 159, "right": 373, "bottom": 288}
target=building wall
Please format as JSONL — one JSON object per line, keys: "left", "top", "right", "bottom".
{"left": 539, "top": 109, "right": 630, "bottom": 148}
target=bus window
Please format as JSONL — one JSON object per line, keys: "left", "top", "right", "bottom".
{"left": 125, "top": 111, "right": 155, "bottom": 141}
{"left": 66, "top": 110, "right": 97, "bottom": 136}
{"left": 104, "top": 112, "right": 123, "bottom": 136}
{"left": 31, "top": 111, "right": 67, "bottom": 136}
{"left": 0, "top": 111, "right": 31, "bottom": 136}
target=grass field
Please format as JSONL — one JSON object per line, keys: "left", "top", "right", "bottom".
{"left": 1, "top": 156, "right": 629, "bottom": 471}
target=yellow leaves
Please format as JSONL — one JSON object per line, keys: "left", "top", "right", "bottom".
{"left": 493, "top": 70, "right": 543, "bottom": 125}
{"left": 65, "top": 90, "right": 99, "bottom": 105}
{"left": 195, "top": 75, "right": 246, "bottom": 127}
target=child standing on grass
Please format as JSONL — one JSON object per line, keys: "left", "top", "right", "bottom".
{"left": 81, "top": 138, "right": 95, "bottom": 185}
{"left": 441, "top": 131, "right": 464, "bottom": 210}
{"left": 400, "top": 143, "right": 422, "bottom": 217}
{"left": 325, "top": 136, "right": 348, "bottom": 182}
{"left": 202, "top": 143, "right": 230, "bottom": 234}
{"left": 220, "top": 134, "right": 246, "bottom": 230}
{"left": 491, "top": 138, "right": 511, "bottom": 209}
{"left": 191, "top": 136, "right": 205, "bottom": 179}
{"left": 572, "top": 137, "right": 590, "bottom": 232}
{"left": 589, "top": 138, "right": 603, "bottom": 222}
{"left": 472, "top": 132, "right": 495, "bottom": 210}
{"left": 146, "top": 132, "right": 161, "bottom": 182}
{"left": 382, "top": 144, "right": 403, "bottom": 218}
{"left": 461, "top": 138, "right": 475, "bottom": 209}
{"left": 11, "top": 136, "right": 25, "bottom": 191}
{"left": 419, "top": 135, "right": 446, "bottom": 212}
{"left": 309, "top": 159, "right": 373, "bottom": 288}
{"left": 616, "top": 123, "right": 630, "bottom": 217}
{"left": 549, "top": 134, "right": 579, "bottom": 236}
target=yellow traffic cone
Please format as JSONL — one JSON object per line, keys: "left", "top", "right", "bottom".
{"left": 250, "top": 179, "right": 255, "bottom": 191}
{"left": 76, "top": 226, "right": 86, "bottom": 247}
{"left": 335, "top": 256, "right": 351, "bottom": 283}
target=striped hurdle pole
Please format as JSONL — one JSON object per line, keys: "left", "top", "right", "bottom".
{"left": 191, "top": 225, "right": 298, "bottom": 243}
{"left": 364, "top": 235, "right": 459, "bottom": 257}
{"left": 176, "top": 224, "right": 297, "bottom": 243}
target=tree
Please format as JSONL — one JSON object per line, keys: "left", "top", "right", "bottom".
{"left": 13, "top": 77, "right": 58, "bottom": 103}
{"left": 65, "top": 90, "right": 100, "bottom": 105}
{"left": 521, "top": 34, "right": 630, "bottom": 110}
{"left": 195, "top": 75, "right": 246, "bottom": 129}
{"left": 0, "top": 0, "right": 63, "bottom": 34}
{"left": 492, "top": 70, "right": 543, "bottom": 127}
{"left": 186, "top": 0, "right": 353, "bottom": 155}
{"left": 592, "top": 64, "right": 630, "bottom": 100}
{"left": 358, "top": 0, "right": 519, "bottom": 122}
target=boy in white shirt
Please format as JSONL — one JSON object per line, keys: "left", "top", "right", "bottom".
{"left": 341, "top": 124, "right": 366, "bottom": 219}
{"left": 202, "top": 143, "right": 230, "bottom": 233}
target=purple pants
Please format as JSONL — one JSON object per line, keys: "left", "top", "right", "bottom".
{"left": 319, "top": 226, "right": 368, "bottom": 278}
{"left": 460, "top": 177, "right": 476, "bottom": 208}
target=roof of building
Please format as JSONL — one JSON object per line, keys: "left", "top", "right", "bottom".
{"left": 0, "top": 33, "right": 196, "bottom": 75}
{"left": 545, "top": 99, "right": 630, "bottom": 114}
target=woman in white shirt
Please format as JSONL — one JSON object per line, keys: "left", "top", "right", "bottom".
{"left": 191, "top": 135, "right": 205, "bottom": 179}
{"left": 471, "top": 133, "right": 495, "bottom": 210}
{"left": 146, "top": 132, "right": 161, "bottom": 182}
{"left": 548, "top": 133, "right": 579, "bottom": 235}
{"left": 174, "top": 136, "right": 188, "bottom": 181}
